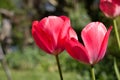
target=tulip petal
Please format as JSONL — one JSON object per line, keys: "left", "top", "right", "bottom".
{"left": 56, "top": 16, "right": 71, "bottom": 49}
{"left": 47, "top": 16, "right": 64, "bottom": 43}
{"left": 59, "top": 16, "right": 71, "bottom": 39}
{"left": 114, "top": 5, "right": 120, "bottom": 17}
{"left": 57, "top": 16, "right": 78, "bottom": 52}
{"left": 38, "top": 16, "right": 64, "bottom": 46}
{"left": 68, "top": 27, "right": 78, "bottom": 40}
{"left": 32, "top": 21, "right": 55, "bottom": 54}
{"left": 58, "top": 27, "right": 78, "bottom": 51}
{"left": 96, "top": 26, "right": 112, "bottom": 63}
{"left": 81, "top": 22, "right": 107, "bottom": 64}
{"left": 60, "top": 16, "right": 78, "bottom": 43}
{"left": 36, "top": 19, "right": 56, "bottom": 48}
{"left": 113, "top": 0, "right": 120, "bottom": 5}
{"left": 37, "top": 16, "right": 67, "bottom": 54}
{"left": 65, "top": 38, "right": 90, "bottom": 64}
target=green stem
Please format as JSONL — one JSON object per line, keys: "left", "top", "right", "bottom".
{"left": 91, "top": 65, "right": 96, "bottom": 80}
{"left": 55, "top": 55, "right": 63, "bottom": 80}
{"left": 113, "top": 19, "right": 120, "bottom": 80}
{"left": 114, "top": 58, "right": 120, "bottom": 80}
{"left": 113, "top": 19, "right": 120, "bottom": 49}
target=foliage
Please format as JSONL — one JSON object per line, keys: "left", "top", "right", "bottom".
{"left": 4, "top": 47, "right": 117, "bottom": 80}
{"left": 6, "top": 47, "right": 41, "bottom": 70}
{"left": 0, "top": 67, "right": 85, "bottom": 80}
{"left": 0, "top": 0, "right": 15, "bottom": 10}
{"left": 68, "top": 2, "right": 91, "bottom": 30}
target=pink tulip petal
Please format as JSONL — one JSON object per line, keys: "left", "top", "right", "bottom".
{"left": 38, "top": 16, "right": 64, "bottom": 46}
{"left": 68, "top": 27, "right": 78, "bottom": 40}
{"left": 32, "top": 30, "right": 52, "bottom": 53}
{"left": 57, "top": 16, "right": 78, "bottom": 52}
{"left": 32, "top": 21, "right": 55, "bottom": 54}
{"left": 36, "top": 18, "right": 53, "bottom": 40}
{"left": 96, "top": 26, "right": 112, "bottom": 63}
{"left": 115, "top": 5, "right": 120, "bottom": 17}
{"left": 59, "top": 16, "right": 71, "bottom": 39}
{"left": 57, "top": 16, "right": 71, "bottom": 49}
{"left": 38, "top": 16, "right": 66, "bottom": 53}
{"left": 81, "top": 22, "right": 107, "bottom": 64}
{"left": 47, "top": 16, "right": 64, "bottom": 41}
{"left": 65, "top": 38, "right": 90, "bottom": 64}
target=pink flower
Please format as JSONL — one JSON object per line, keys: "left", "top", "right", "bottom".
{"left": 100, "top": 0, "right": 120, "bottom": 18}
{"left": 65, "top": 22, "right": 112, "bottom": 65}
{"left": 32, "top": 16, "right": 77, "bottom": 55}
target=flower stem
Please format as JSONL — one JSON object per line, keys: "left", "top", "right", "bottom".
{"left": 113, "top": 19, "right": 120, "bottom": 49}
{"left": 55, "top": 55, "right": 63, "bottom": 80}
{"left": 114, "top": 58, "right": 120, "bottom": 80}
{"left": 91, "top": 65, "right": 96, "bottom": 80}
{"left": 113, "top": 19, "right": 120, "bottom": 80}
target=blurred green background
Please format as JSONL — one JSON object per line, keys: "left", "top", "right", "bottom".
{"left": 0, "top": 0, "right": 120, "bottom": 80}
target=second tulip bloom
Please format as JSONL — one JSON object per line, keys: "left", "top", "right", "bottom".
{"left": 65, "top": 22, "right": 112, "bottom": 65}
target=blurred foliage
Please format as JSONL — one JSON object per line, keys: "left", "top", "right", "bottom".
{"left": 4, "top": 47, "right": 117, "bottom": 80}
{"left": 0, "top": 0, "right": 120, "bottom": 80}
{"left": 0, "top": 0, "right": 15, "bottom": 10}
{"left": 6, "top": 47, "right": 40, "bottom": 70}
{"left": 65, "top": 1, "right": 91, "bottom": 30}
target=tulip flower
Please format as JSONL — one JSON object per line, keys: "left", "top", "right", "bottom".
{"left": 31, "top": 16, "right": 78, "bottom": 80}
{"left": 65, "top": 22, "right": 112, "bottom": 65}
{"left": 100, "top": 0, "right": 120, "bottom": 18}
{"left": 32, "top": 16, "right": 77, "bottom": 55}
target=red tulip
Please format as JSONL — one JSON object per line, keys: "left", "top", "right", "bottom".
{"left": 65, "top": 22, "right": 112, "bottom": 65}
{"left": 100, "top": 0, "right": 120, "bottom": 18}
{"left": 32, "top": 16, "right": 77, "bottom": 55}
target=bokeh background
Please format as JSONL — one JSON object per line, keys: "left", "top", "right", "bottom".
{"left": 0, "top": 0, "right": 120, "bottom": 80}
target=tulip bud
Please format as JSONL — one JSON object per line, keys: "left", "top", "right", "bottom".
{"left": 100, "top": 0, "right": 120, "bottom": 18}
